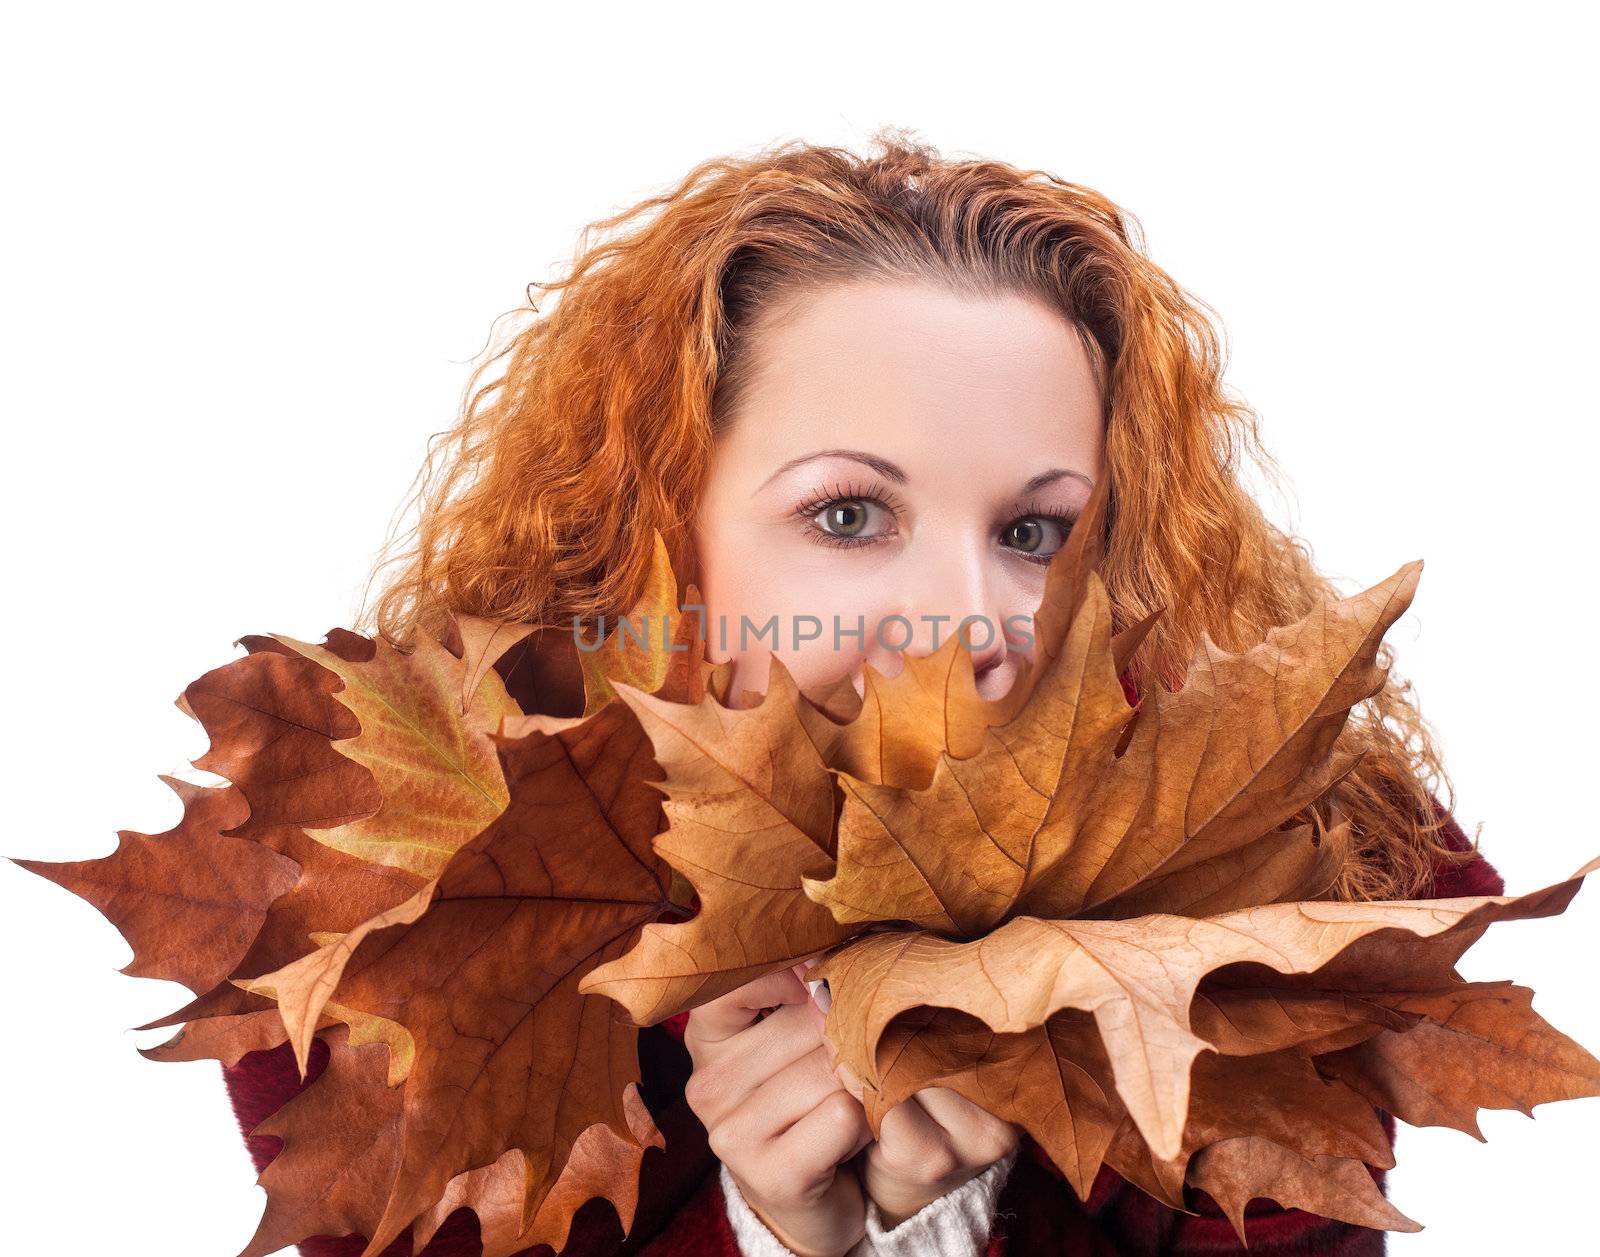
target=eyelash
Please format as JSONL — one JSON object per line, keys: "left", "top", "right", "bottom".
{"left": 791, "top": 479, "right": 1078, "bottom": 564}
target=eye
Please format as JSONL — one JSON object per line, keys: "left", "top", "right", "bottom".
{"left": 793, "top": 480, "right": 904, "bottom": 552}
{"left": 805, "top": 496, "right": 896, "bottom": 548}
{"left": 1001, "top": 509, "right": 1076, "bottom": 564}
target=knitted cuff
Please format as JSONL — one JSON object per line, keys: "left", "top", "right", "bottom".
{"left": 862, "top": 1146, "right": 1020, "bottom": 1256}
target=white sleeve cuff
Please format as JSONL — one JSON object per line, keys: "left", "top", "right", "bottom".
{"left": 718, "top": 1160, "right": 872, "bottom": 1257}
{"left": 862, "top": 1146, "right": 1019, "bottom": 1256}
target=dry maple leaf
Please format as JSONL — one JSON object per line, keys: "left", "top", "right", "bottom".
{"left": 13, "top": 533, "right": 735, "bottom": 1257}
{"left": 810, "top": 867, "right": 1600, "bottom": 1232}
{"left": 256, "top": 691, "right": 674, "bottom": 1256}
{"left": 574, "top": 532, "right": 705, "bottom": 717}
{"left": 125, "top": 613, "right": 535, "bottom": 1089}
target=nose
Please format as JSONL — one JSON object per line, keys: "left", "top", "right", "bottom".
{"left": 869, "top": 542, "right": 1009, "bottom": 682}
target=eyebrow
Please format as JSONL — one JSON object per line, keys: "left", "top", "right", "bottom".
{"left": 755, "top": 448, "right": 1094, "bottom": 496}
{"left": 757, "top": 448, "right": 907, "bottom": 491}
{"left": 1020, "top": 467, "right": 1095, "bottom": 495}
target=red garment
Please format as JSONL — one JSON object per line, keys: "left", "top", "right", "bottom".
{"left": 222, "top": 800, "right": 1502, "bottom": 1257}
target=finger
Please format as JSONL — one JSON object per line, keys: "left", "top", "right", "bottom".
{"left": 729, "top": 1098, "right": 868, "bottom": 1227}
{"left": 906, "top": 1087, "right": 1019, "bottom": 1167}
{"left": 764, "top": 1089, "right": 874, "bottom": 1178}
{"left": 911, "top": 1086, "right": 1019, "bottom": 1146}
{"left": 833, "top": 1059, "right": 865, "bottom": 1103}
{"left": 874, "top": 1092, "right": 953, "bottom": 1177}
{"left": 908, "top": 1085, "right": 989, "bottom": 1132}
{"left": 721, "top": 1043, "right": 856, "bottom": 1149}
{"left": 687, "top": 966, "right": 812, "bottom": 1045}
{"left": 683, "top": 1002, "right": 826, "bottom": 1127}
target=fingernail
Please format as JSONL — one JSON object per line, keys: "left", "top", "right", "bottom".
{"left": 805, "top": 975, "right": 832, "bottom": 1013}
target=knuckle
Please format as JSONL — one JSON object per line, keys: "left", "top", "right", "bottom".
{"left": 817, "top": 1088, "right": 863, "bottom": 1130}
{"left": 682, "top": 1016, "right": 706, "bottom": 1051}
{"left": 682, "top": 1066, "right": 719, "bottom": 1115}
{"left": 874, "top": 1138, "right": 922, "bottom": 1177}
{"left": 975, "top": 1127, "right": 1018, "bottom": 1165}
{"left": 706, "top": 1121, "right": 745, "bottom": 1167}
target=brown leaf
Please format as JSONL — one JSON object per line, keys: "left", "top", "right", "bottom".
{"left": 28, "top": 592, "right": 698, "bottom": 1253}
{"left": 53, "top": 636, "right": 378, "bottom": 1026}
{"left": 302, "top": 696, "right": 673, "bottom": 1256}
{"left": 578, "top": 659, "right": 858, "bottom": 1025}
{"left": 233, "top": 1024, "right": 405, "bottom": 1257}
{"left": 446, "top": 615, "right": 535, "bottom": 716}
{"left": 224, "top": 829, "right": 427, "bottom": 994}
{"left": 183, "top": 629, "right": 383, "bottom": 863}
{"left": 1179, "top": 1047, "right": 1394, "bottom": 1173}
{"left": 803, "top": 723, "right": 1049, "bottom": 935}
{"left": 139, "top": 1005, "right": 336, "bottom": 1070}
{"left": 577, "top": 532, "right": 708, "bottom": 716}
{"left": 1092, "top": 816, "right": 1352, "bottom": 920}
{"left": 1188, "top": 984, "right": 1409, "bottom": 1057}
{"left": 812, "top": 866, "right": 1600, "bottom": 1163}
{"left": 1317, "top": 981, "right": 1600, "bottom": 1138}
{"left": 408, "top": 1085, "right": 661, "bottom": 1257}
{"left": 1086, "top": 1040, "right": 1398, "bottom": 1217}
{"left": 1186, "top": 1136, "right": 1422, "bottom": 1240}
{"left": 263, "top": 622, "right": 522, "bottom": 877}
{"left": 803, "top": 561, "right": 1415, "bottom": 935}
{"left": 13, "top": 776, "right": 297, "bottom": 995}
{"left": 152, "top": 614, "right": 529, "bottom": 1081}
{"left": 177, "top": 630, "right": 424, "bottom": 981}
{"left": 239, "top": 880, "right": 437, "bottom": 1082}
{"left": 804, "top": 630, "right": 995, "bottom": 790}
{"left": 858, "top": 1006, "right": 1121, "bottom": 1200}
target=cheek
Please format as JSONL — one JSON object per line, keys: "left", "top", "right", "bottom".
{"left": 697, "top": 555, "right": 888, "bottom": 689}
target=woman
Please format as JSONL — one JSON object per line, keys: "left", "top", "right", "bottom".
{"left": 223, "top": 129, "right": 1500, "bottom": 1256}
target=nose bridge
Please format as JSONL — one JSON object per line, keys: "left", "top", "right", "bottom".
{"left": 887, "top": 529, "right": 1007, "bottom": 664}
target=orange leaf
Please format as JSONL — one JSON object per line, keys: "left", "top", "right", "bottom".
{"left": 578, "top": 660, "right": 857, "bottom": 1025}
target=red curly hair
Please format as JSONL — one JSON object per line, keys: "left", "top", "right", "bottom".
{"left": 358, "top": 126, "right": 1476, "bottom": 901}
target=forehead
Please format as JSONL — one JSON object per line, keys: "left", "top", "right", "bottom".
{"left": 726, "top": 279, "right": 1103, "bottom": 472}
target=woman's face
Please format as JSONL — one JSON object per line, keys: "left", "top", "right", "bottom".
{"left": 691, "top": 278, "right": 1105, "bottom": 703}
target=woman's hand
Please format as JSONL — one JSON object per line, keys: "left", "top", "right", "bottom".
{"left": 839, "top": 1071, "right": 1022, "bottom": 1230}
{"left": 684, "top": 963, "right": 874, "bottom": 1257}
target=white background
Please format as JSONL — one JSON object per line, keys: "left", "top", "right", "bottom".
{"left": 2, "top": 3, "right": 1594, "bottom": 1253}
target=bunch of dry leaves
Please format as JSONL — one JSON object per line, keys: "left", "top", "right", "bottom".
{"left": 17, "top": 478, "right": 1600, "bottom": 1256}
